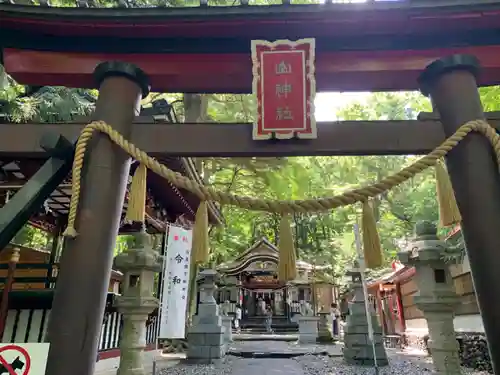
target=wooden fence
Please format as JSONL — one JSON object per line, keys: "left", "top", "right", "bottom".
{"left": 1, "top": 306, "right": 159, "bottom": 352}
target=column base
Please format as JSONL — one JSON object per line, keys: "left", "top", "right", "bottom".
{"left": 297, "top": 316, "right": 319, "bottom": 344}
{"left": 221, "top": 316, "right": 233, "bottom": 343}
{"left": 117, "top": 366, "right": 148, "bottom": 375}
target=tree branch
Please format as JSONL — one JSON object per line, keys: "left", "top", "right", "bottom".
{"left": 226, "top": 167, "right": 242, "bottom": 193}
{"left": 380, "top": 191, "right": 413, "bottom": 226}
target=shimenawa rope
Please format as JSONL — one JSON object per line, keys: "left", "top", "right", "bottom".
{"left": 62, "top": 119, "right": 499, "bottom": 238}
{"left": 66, "top": 120, "right": 500, "bottom": 236}
{"left": 62, "top": 118, "right": 496, "bottom": 271}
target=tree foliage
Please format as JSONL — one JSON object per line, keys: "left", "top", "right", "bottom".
{"left": 205, "top": 88, "right": 500, "bottom": 282}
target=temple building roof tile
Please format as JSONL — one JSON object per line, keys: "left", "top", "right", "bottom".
{"left": 217, "top": 237, "right": 329, "bottom": 275}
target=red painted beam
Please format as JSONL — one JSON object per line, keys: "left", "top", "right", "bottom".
{"left": 445, "top": 224, "right": 462, "bottom": 239}
{"left": 2, "top": 3, "right": 500, "bottom": 38}
{"left": 6, "top": 46, "right": 500, "bottom": 93}
{"left": 393, "top": 267, "right": 417, "bottom": 284}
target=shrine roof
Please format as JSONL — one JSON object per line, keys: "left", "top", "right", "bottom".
{"left": 367, "top": 265, "right": 414, "bottom": 288}
{"left": 217, "top": 237, "right": 329, "bottom": 274}
{"left": 0, "top": 120, "right": 223, "bottom": 233}
{"left": 232, "top": 237, "right": 278, "bottom": 262}
{"left": 445, "top": 224, "right": 462, "bottom": 240}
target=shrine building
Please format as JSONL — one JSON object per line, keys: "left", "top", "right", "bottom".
{"left": 214, "top": 238, "right": 338, "bottom": 330}
{"left": 3, "top": 0, "right": 500, "bottom": 373}
{"left": 0, "top": 104, "right": 223, "bottom": 358}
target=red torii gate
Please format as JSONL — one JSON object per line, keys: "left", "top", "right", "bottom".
{"left": 2, "top": 2, "right": 500, "bottom": 375}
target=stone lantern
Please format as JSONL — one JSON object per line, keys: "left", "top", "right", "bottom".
{"left": 293, "top": 298, "right": 319, "bottom": 344}
{"left": 398, "top": 221, "right": 462, "bottom": 374}
{"left": 113, "top": 231, "right": 163, "bottom": 375}
{"left": 187, "top": 269, "right": 226, "bottom": 363}
{"left": 346, "top": 262, "right": 362, "bottom": 284}
{"left": 343, "top": 263, "right": 388, "bottom": 366}
{"left": 220, "top": 299, "right": 233, "bottom": 343}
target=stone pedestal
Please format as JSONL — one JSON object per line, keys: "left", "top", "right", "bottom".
{"left": 113, "top": 232, "right": 163, "bottom": 375}
{"left": 297, "top": 316, "right": 320, "bottom": 344}
{"left": 187, "top": 270, "right": 226, "bottom": 363}
{"left": 398, "top": 222, "right": 462, "bottom": 375}
{"left": 343, "top": 268, "right": 388, "bottom": 366}
{"left": 317, "top": 313, "right": 334, "bottom": 343}
{"left": 221, "top": 316, "right": 233, "bottom": 343}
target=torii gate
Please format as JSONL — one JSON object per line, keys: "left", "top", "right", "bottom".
{"left": 1, "top": 53, "right": 499, "bottom": 375}
{"left": 2, "top": 2, "right": 500, "bottom": 375}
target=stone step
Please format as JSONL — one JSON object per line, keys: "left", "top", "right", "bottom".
{"left": 242, "top": 321, "right": 297, "bottom": 326}
{"left": 241, "top": 326, "right": 296, "bottom": 330}
{"left": 233, "top": 333, "right": 299, "bottom": 342}
{"left": 242, "top": 316, "right": 290, "bottom": 322}
{"left": 240, "top": 326, "right": 298, "bottom": 334}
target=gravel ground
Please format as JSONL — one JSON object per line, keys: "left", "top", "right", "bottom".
{"left": 158, "top": 355, "right": 237, "bottom": 375}
{"left": 158, "top": 350, "right": 492, "bottom": 375}
{"left": 294, "top": 349, "right": 493, "bottom": 375}
{"left": 157, "top": 343, "right": 490, "bottom": 375}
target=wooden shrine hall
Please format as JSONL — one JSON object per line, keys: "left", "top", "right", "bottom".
{"left": 3, "top": 0, "right": 500, "bottom": 374}
{"left": 215, "top": 238, "right": 337, "bottom": 330}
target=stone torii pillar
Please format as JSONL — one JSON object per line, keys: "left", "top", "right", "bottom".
{"left": 44, "top": 62, "right": 149, "bottom": 375}
{"left": 419, "top": 55, "right": 500, "bottom": 373}
{"left": 398, "top": 222, "right": 461, "bottom": 375}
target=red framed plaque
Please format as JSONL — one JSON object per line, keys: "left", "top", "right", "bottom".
{"left": 251, "top": 38, "right": 316, "bottom": 140}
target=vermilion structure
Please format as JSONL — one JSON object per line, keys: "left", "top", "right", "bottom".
{"left": 2, "top": 1, "right": 500, "bottom": 92}
{"left": 2, "top": 1, "right": 500, "bottom": 375}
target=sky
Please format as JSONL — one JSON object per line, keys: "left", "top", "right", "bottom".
{"left": 306, "top": 0, "right": 400, "bottom": 119}
{"left": 314, "top": 92, "right": 370, "bottom": 121}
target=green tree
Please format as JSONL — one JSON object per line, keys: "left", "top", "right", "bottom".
{"left": 206, "top": 87, "right": 500, "bottom": 278}
{"left": 12, "top": 225, "right": 51, "bottom": 250}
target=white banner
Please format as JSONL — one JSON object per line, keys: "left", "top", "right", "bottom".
{"left": 158, "top": 225, "right": 193, "bottom": 339}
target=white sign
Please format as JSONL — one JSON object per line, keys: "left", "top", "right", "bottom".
{"left": 158, "top": 225, "right": 193, "bottom": 339}
{"left": 0, "top": 343, "right": 50, "bottom": 375}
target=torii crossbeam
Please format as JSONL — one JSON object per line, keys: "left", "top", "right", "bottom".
{"left": 1, "top": 115, "right": 500, "bottom": 158}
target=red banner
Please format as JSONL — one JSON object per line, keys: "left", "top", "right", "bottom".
{"left": 251, "top": 39, "right": 316, "bottom": 140}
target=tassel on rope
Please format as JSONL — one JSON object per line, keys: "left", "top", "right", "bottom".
{"left": 435, "top": 160, "right": 462, "bottom": 227}
{"left": 192, "top": 201, "right": 209, "bottom": 264}
{"left": 125, "top": 163, "right": 147, "bottom": 223}
{"left": 187, "top": 202, "right": 209, "bottom": 319}
{"left": 278, "top": 214, "right": 297, "bottom": 282}
{"left": 361, "top": 200, "right": 384, "bottom": 269}
{"left": 62, "top": 224, "right": 78, "bottom": 239}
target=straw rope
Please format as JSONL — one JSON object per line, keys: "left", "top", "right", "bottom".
{"left": 63, "top": 119, "right": 500, "bottom": 237}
